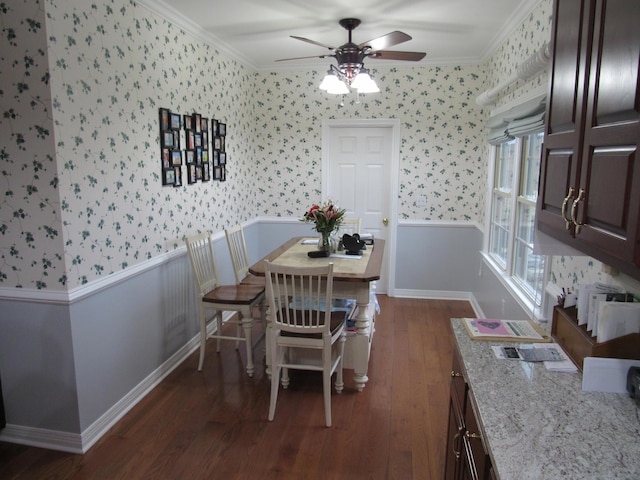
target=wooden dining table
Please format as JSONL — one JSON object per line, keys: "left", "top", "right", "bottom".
{"left": 249, "top": 236, "right": 385, "bottom": 391}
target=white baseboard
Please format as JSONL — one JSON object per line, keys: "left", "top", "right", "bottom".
{"left": 393, "top": 289, "right": 484, "bottom": 318}
{"left": 0, "top": 320, "right": 223, "bottom": 453}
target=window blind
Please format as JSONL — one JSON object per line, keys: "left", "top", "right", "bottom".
{"left": 487, "top": 95, "right": 546, "bottom": 145}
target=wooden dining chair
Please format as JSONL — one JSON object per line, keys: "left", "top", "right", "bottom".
{"left": 224, "top": 224, "right": 265, "bottom": 287}
{"left": 185, "top": 231, "right": 265, "bottom": 376}
{"left": 264, "top": 261, "right": 347, "bottom": 427}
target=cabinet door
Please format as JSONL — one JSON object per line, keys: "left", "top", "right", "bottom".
{"left": 537, "top": 0, "right": 594, "bottom": 238}
{"left": 462, "top": 389, "right": 490, "bottom": 480}
{"left": 444, "top": 397, "right": 465, "bottom": 480}
{"left": 444, "top": 353, "right": 467, "bottom": 480}
{"left": 573, "top": 0, "right": 640, "bottom": 269}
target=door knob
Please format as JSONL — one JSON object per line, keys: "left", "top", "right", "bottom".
{"left": 382, "top": 218, "right": 389, "bottom": 226}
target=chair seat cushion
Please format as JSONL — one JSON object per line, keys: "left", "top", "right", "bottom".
{"left": 203, "top": 285, "right": 264, "bottom": 305}
{"left": 280, "top": 310, "right": 347, "bottom": 338}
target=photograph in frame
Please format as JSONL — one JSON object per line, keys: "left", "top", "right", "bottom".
{"left": 173, "top": 166, "right": 182, "bottom": 187}
{"left": 188, "top": 164, "right": 197, "bottom": 184}
{"left": 171, "top": 150, "right": 182, "bottom": 166}
{"left": 162, "top": 148, "right": 170, "bottom": 169}
{"left": 184, "top": 114, "right": 194, "bottom": 131}
{"left": 170, "top": 113, "right": 181, "bottom": 130}
{"left": 163, "top": 168, "right": 175, "bottom": 186}
{"left": 159, "top": 108, "right": 170, "bottom": 131}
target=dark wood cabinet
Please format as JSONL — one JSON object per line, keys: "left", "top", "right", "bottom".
{"left": 537, "top": 0, "right": 640, "bottom": 278}
{"left": 444, "top": 348, "right": 492, "bottom": 480}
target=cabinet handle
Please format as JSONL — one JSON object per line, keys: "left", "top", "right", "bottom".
{"left": 450, "top": 371, "right": 462, "bottom": 378}
{"left": 561, "top": 187, "right": 575, "bottom": 230}
{"left": 453, "top": 427, "right": 464, "bottom": 459}
{"left": 465, "top": 430, "right": 482, "bottom": 440}
{"left": 570, "top": 188, "right": 585, "bottom": 235}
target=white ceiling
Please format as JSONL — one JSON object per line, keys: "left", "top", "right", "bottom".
{"left": 138, "top": 0, "right": 542, "bottom": 71}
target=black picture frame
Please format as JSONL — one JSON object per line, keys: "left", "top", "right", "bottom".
{"left": 159, "top": 108, "right": 170, "bottom": 131}
{"left": 194, "top": 113, "right": 202, "bottom": 133}
{"left": 170, "top": 113, "right": 181, "bottom": 130}
{"left": 185, "top": 149, "right": 195, "bottom": 164}
{"left": 219, "top": 123, "right": 226, "bottom": 136}
{"left": 162, "top": 148, "right": 171, "bottom": 169}
{"left": 219, "top": 152, "right": 226, "bottom": 165}
{"left": 211, "top": 119, "right": 219, "bottom": 137}
{"left": 173, "top": 166, "right": 182, "bottom": 187}
{"left": 162, "top": 168, "right": 176, "bottom": 186}
{"left": 161, "top": 131, "right": 174, "bottom": 148}
{"left": 213, "top": 150, "right": 219, "bottom": 166}
{"left": 171, "top": 150, "right": 182, "bottom": 166}
{"left": 187, "top": 164, "right": 198, "bottom": 184}
{"left": 202, "top": 163, "right": 210, "bottom": 181}
{"left": 184, "top": 114, "right": 194, "bottom": 131}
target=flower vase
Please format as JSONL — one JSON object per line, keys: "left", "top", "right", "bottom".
{"left": 318, "top": 232, "right": 332, "bottom": 253}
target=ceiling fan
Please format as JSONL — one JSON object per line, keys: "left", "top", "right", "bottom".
{"left": 276, "top": 18, "right": 426, "bottom": 94}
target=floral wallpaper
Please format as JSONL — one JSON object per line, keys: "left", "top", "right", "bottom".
{"left": 3, "top": 0, "right": 624, "bottom": 297}
{"left": 0, "top": 0, "right": 64, "bottom": 290}
{"left": 253, "top": 66, "right": 488, "bottom": 221}
{"left": 1, "top": 0, "right": 258, "bottom": 290}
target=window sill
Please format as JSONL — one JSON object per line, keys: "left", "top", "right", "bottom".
{"left": 480, "top": 252, "right": 544, "bottom": 322}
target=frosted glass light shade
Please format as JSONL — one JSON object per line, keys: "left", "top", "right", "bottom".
{"left": 352, "top": 72, "right": 380, "bottom": 93}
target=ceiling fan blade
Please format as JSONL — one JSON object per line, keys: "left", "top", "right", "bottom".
{"left": 290, "top": 35, "right": 336, "bottom": 51}
{"left": 368, "top": 50, "right": 426, "bottom": 62}
{"left": 275, "top": 54, "right": 332, "bottom": 62}
{"left": 359, "top": 31, "right": 411, "bottom": 51}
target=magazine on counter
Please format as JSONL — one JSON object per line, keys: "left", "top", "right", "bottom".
{"left": 462, "top": 318, "right": 551, "bottom": 342}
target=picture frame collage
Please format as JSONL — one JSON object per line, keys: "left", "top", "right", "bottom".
{"left": 159, "top": 108, "right": 227, "bottom": 187}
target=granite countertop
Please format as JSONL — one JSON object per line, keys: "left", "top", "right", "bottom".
{"left": 451, "top": 318, "right": 640, "bottom": 480}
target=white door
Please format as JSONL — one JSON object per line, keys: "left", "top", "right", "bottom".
{"left": 322, "top": 119, "right": 399, "bottom": 294}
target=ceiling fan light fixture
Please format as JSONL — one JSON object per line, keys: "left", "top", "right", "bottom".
{"left": 351, "top": 69, "right": 380, "bottom": 93}
{"left": 326, "top": 78, "right": 350, "bottom": 95}
{"left": 319, "top": 70, "right": 341, "bottom": 91}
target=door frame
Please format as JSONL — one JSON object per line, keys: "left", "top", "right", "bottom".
{"left": 321, "top": 118, "right": 400, "bottom": 295}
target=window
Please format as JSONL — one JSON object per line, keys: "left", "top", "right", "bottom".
{"left": 488, "top": 132, "right": 546, "bottom": 307}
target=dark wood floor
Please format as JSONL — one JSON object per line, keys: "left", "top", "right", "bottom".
{"left": 0, "top": 297, "right": 475, "bottom": 480}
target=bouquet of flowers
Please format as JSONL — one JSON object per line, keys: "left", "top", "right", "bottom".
{"left": 301, "top": 199, "right": 346, "bottom": 234}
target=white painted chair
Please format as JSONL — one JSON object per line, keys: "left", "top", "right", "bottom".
{"left": 265, "top": 261, "right": 346, "bottom": 427}
{"left": 185, "top": 231, "right": 265, "bottom": 376}
{"left": 225, "top": 224, "right": 265, "bottom": 287}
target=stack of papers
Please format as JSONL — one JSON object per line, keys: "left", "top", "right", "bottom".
{"left": 530, "top": 343, "right": 577, "bottom": 372}
{"left": 492, "top": 343, "right": 577, "bottom": 372}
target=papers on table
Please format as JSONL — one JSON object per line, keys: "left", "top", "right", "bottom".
{"left": 330, "top": 253, "right": 362, "bottom": 259}
{"left": 300, "top": 239, "right": 319, "bottom": 245}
